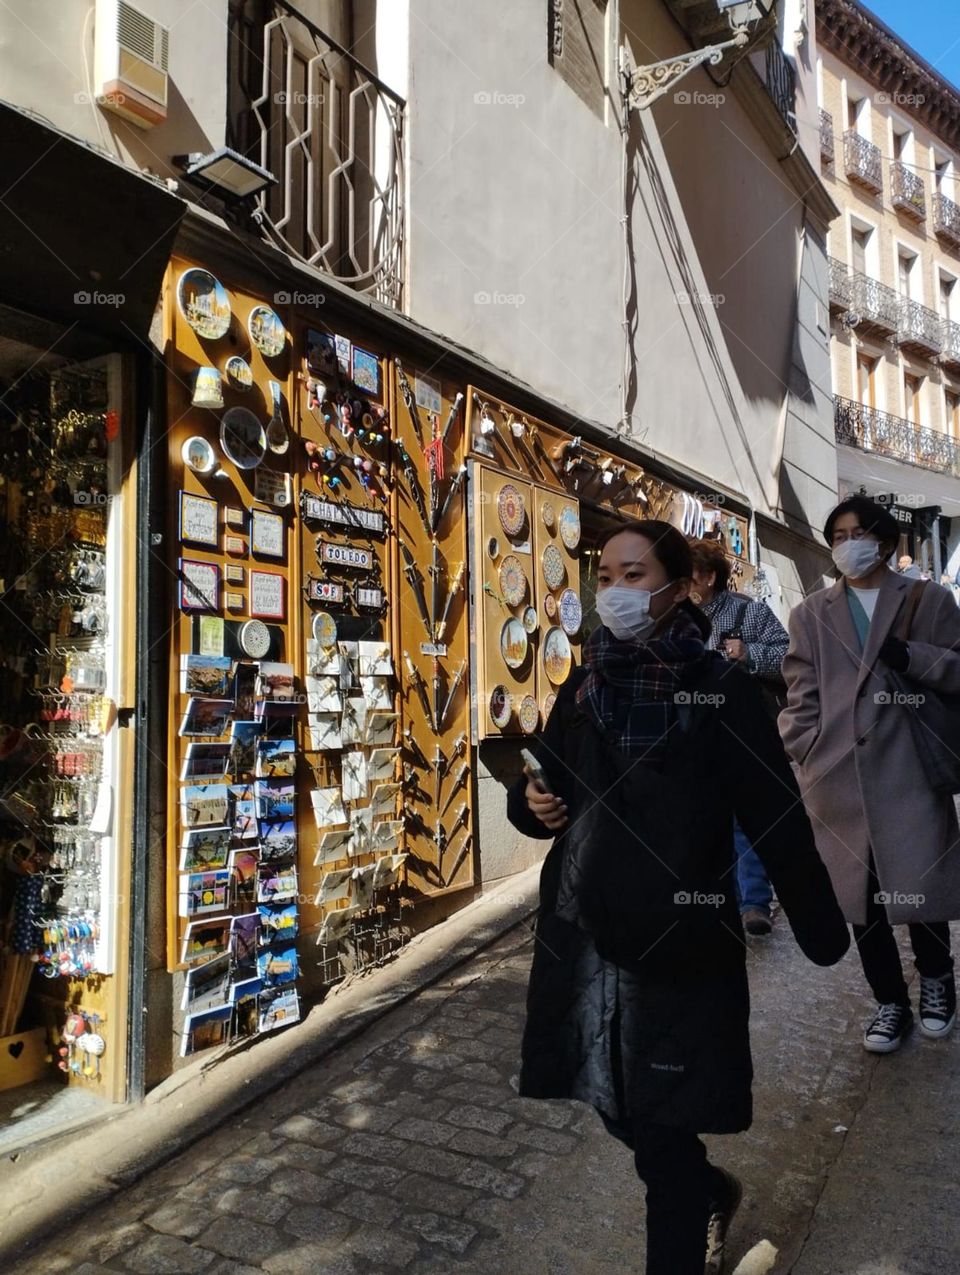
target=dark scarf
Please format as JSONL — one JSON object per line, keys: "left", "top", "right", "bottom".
{"left": 576, "top": 610, "right": 708, "bottom": 764}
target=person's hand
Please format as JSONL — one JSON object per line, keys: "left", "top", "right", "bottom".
{"left": 524, "top": 768, "right": 568, "bottom": 830}
{"left": 723, "top": 638, "right": 748, "bottom": 663}
{"left": 878, "top": 635, "right": 910, "bottom": 672}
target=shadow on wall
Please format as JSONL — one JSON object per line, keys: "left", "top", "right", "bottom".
{"left": 477, "top": 740, "right": 551, "bottom": 884}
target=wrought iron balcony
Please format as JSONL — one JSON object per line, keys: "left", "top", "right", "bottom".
{"left": 835, "top": 395, "right": 960, "bottom": 478}
{"left": 891, "top": 162, "right": 926, "bottom": 221}
{"left": 934, "top": 192, "right": 960, "bottom": 250}
{"left": 897, "top": 298, "right": 942, "bottom": 357}
{"left": 227, "top": 0, "right": 404, "bottom": 307}
{"left": 848, "top": 270, "right": 900, "bottom": 334}
{"left": 820, "top": 109, "right": 834, "bottom": 164}
{"left": 763, "top": 42, "right": 797, "bottom": 130}
{"left": 828, "top": 255, "right": 851, "bottom": 311}
{"left": 844, "top": 130, "right": 883, "bottom": 194}
{"left": 942, "top": 318, "right": 960, "bottom": 370}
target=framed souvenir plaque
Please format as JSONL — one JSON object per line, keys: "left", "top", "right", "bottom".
{"left": 251, "top": 509, "right": 285, "bottom": 558}
{"left": 180, "top": 492, "right": 219, "bottom": 548}
{"left": 249, "top": 570, "right": 286, "bottom": 620}
{"left": 180, "top": 559, "right": 220, "bottom": 612}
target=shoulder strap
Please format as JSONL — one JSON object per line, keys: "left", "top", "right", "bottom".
{"left": 896, "top": 579, "right": 926, "bottom": 642}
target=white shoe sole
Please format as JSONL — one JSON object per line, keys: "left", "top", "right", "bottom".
{"left": 863, "top": 1034, "right": 907, "bottom": 1054}
{"left": 919, "top": 1013, "right": 956, "bottom": 1040}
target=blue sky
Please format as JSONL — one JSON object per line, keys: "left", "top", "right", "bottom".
{"left": 860, "top": 1, "right": 960, "bottom": 92}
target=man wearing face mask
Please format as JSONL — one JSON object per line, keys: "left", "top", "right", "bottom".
{"left": 780, "top": 496, "right": 960, "bottom": 1054}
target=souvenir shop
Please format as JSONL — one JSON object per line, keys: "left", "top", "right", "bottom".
{"left": 158, "top": 252, "right": 757, "bottom": 1064}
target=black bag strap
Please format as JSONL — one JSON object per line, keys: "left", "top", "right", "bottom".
{"left": 896, "top": 580, "right": 926, "bottom": 642}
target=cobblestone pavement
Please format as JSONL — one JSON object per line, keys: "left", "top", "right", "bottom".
{"left": 13, "top": 914, "right": 954, "bottom": 1274}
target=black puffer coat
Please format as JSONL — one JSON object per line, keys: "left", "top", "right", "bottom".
{"left": 507, "top": 653, "right": 849, "bottom": 1134}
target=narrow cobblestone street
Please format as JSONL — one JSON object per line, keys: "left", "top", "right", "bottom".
{"left": 14, "top": 912, "right": 956, "bottom": 1275}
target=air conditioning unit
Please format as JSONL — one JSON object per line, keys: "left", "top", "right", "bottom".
{"left": 94, "top": 0, "right": 169, "bottom": 129}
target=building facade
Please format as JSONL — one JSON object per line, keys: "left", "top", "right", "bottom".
{"left": 0, "top": 0, "right": 841, "bottom": 1136}
{"left": 818, "top": 0, "right": 960, "bottom": 580}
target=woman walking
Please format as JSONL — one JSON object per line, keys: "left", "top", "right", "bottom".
{"left": 690, "top": 538, "right": 790, "bottom": 938}
{"left": 780, "top": 495, "right": 960, "bottom": 1053}
{"left": 508, "top": 520, "right": 848, "bottom": 1275}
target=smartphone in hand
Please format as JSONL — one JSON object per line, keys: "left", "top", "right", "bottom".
{"left": 520, "top": 748, "right": 552, "bottom": 794}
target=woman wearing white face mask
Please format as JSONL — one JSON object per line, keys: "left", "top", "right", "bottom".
{"left": 507, "top": 521, "right": 848, "bottom": 1275}
{"left": 780, "top": 496, "right": 960, "bottom": 1055}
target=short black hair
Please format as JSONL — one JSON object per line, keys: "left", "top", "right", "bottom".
{"left": 823, "top": 496, "right": 900, "bottom": 551}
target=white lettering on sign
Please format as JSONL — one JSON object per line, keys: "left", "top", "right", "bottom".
{"left": 307, "top": 579, "right": 345, "bottom": 604}
{"left": 355, "top": 586, "right": 384, "bottom": 608}
{"left": 319, "top": 541, "right": 373, "bottom": 570}
{"left": 301, "top": 494, "right": 384, "bottom": 535}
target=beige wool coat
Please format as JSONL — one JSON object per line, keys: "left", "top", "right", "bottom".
{"left": 779, "top": 568, "right": 960, "bottom": 925}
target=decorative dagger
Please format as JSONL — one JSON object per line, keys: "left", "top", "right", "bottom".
{"left": 403, "top": 724, "right": 429, "bottom": 771}
{"left": 395, "top": 439, "right": 431, "bottom": 537}
{"left": 530, "top": 426, "right": 564, "bottom": 483}
{"left": 431, "top": 658, "right": 443, "bottom": 734}
{"left": 434, "top": 821, "right": 447, "bottom": 878}
{"left": 440, "top": 391, "right": 464, "bottom": 451}
{"left": 403, "top": 649, "right": 432, "bottom": 721}
{"left": 432, "top": 744, "right": 445, "bottom": 809}
{"left": 437, "top": 659, "right": 466, "bottom": 733}
{"left": 399, "top": 540, "right": 432, "bottom": 639}
{"left": 447, "top": 803, "right": 469, "bottom": 841}
{"left": 440, "top": 760, "right": 468, "bottom": 815}
{"left": 395, "top": 359, "right": 424, "bottom": 447}
{"left": 429, "top": 539, "right": 442, "bottom": 641}
{"left": 443, "top": 831, "right": 473, "bottom": 887}
{"left": 435, "top": 561, "right": 465, "bottom": 643}
{"left": 433, "top": 463, "right": 467, "bottom": 535}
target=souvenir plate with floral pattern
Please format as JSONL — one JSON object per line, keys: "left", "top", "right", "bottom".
{"left": 558, "top": 588, "right": 582, "bottom": 636}
{"left": 542, "top": 626, "right": 572, "bottom": 685}
{"left": 489, "top": 684, "right": 512, "bottom": 728}
{"left": 312, "top": 611, "right": 338, "bottom": 648}
{"left": 497, "top": 484, "right": 526, "bottom": 537}
{"left": 518, "top": 695, "right": 540, "bottom": 735}
{"left": 541, "top": 501, "right": 556, "bottom": 531}
{"left": 559, "top": 505, "right": 581, "bottom": 551}
{"left": 542, "top": 543, "right": 566, "bottom": 591}
{"left": 498, "top": 554, "right": 528, "bottom": 607}
{"left": 543, "top": 692, "right": 557, "bottom": 722}
{"left": 500, "top": 617, "right": 528, "bottom": 670}
{"left": 544, "top": 592, "right": 557, "bottom": 620}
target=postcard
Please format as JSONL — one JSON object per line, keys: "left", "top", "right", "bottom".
{"left": 367, "top": 747, "right": 400, "bottom": 784}
{"left": 313, "top": 827, "right": 353, "bottom": 868}
{"left": 181, "top": 916, "right": 232, "bottom": 966}
{"left": 307, "top": 713, "right": 342, "bottom": 752}
{"left": 229, "top": 848, "right": 258, "bottom": 904}
{"left": 316, "top": 904, "right": 360, "bottom": 946}
{"left": 370, "top": 782, "right": 400, "bottom": 817}
{"left": 259, "top": 819, "right": 297, "bottom": 863}
{"left": 305, "top": 674, "right": 342, "bottom": 713}
{"left": 257, "top": 941, "right": 299, "bottom": 985}
{"left": 229, "top": 720, "right": 263, "bottom": 777}
{"left": 357, "top": 640, "right": 393, "bottom": 677}
{"left": 340, "top": 696, "right": 366, "bottom": 746}
{"left": 372, "top": 853, "right": 408, "bottom": 890}
{"left": 257, "top": 864, "right": 298, "bottom": 903}
{"left": 352, "top": 862, "right": 376, "bottom": 910}
{"left": 257, "top": 902, "right": 299, "bottom": 945}
{"left": 360, "top": 677, "right": 392, "bottom": 710}
{"left": 229, "top": 974, "right": 262, "bottom": 1005}
{"left": 181, "top": 952, "right": 230, "bottom": 1015}
{"left": 179, "top": 698, "right": 233, "bottom": 739}
{"left": 310, "top": 787, "right": 348, "bottom": 828}
{"left": 255, "top": 779, "right": 295, "bottom": 821}
{"left": 180, "top": 1002, "right": 232, "bottom": 1057}
{"left": 256, "top": 661, "right": 295, "bottom": 702}
{"left": 230, "top": 912, "right": 259, "bottom": 967}
{"left": 256, "top": 737, "right": 296, "bottom": 778}
{"left": 178, "top": 869, "right": 231, "bottom": 917}
{"left": 180, "top": 784, "right": 230, "bottom": 829}
{"left": 180, "top": 742, "right": 231, "bottom": 783}
{"left": 316, "top": 867, "right": 353, "bottom": 906}
{"left": 180, "top": 654, "right": 232, "bottom": 699}
{"left": 258, "top": 986, "right": 300, "bottom": 1033}
{"left": 179, "top": 825, "right": 231, "bottom": 872}
{"left": 365, "top": 712, "right": 398, "bottom": 748}
{"left": 371, "top": 819, "right": 403, "bottom": 851}
{"left": 342, "top": 750, "right": 367, "bottom": 802}
{"left": 234, "top": 662, "right": 259, "bottom": 718}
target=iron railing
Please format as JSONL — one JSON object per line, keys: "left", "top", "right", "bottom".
{"left": 835, "top": 396, "right": 960, "bottom": 477}
{"left": 227, "top": 0, "right": 404, "bottom": 307}
{"left": 848, "top": 270, "right": 900, "bottom": 332}
{"left": 819, "top": 108, "right": 834, "bottom": 163}
{"left": 891, "top": 162, "right": 926, "bottom": 221}
{"left": 934, "top": 192, "right": 960, "bottom": 249}
{"left": 828, "top": 255, "right": 851, "bottom": 308}
{"left": 763, "top": 42, "right": 796, "bottom": 129}
{"left": 897, "top": 297, "right": 942, "bottom": 355}
{"left": 844, "top": 129, "right": 883, "bottom": 194}
{"left": 942, "top": 318, "right": 960, "bottom": 368}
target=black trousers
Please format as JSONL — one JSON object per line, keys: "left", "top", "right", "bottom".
{"left": 602, "top": 1115, "right": 729, "bottom": 1275}
{"left": 853, "top": 861, "right": 954, "bottom": 1007}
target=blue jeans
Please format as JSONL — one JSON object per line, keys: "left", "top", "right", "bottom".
{"left": 733, "top": 819, "right": 772, "bottom": 915}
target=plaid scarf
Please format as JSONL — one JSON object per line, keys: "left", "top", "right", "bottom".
{"left": 576, "top": 610, "right": 708, "bottom": 764}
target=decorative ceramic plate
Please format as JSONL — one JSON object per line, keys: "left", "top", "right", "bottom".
{"left": 497, "top": 484, "right": 526, "bottom": 537}
{"left": 544, "top": 592, "right": 557, "bottom": 620}
{"left": 182, "top": 435, "right": 216, "bottom": 475}
{"left": 312, "top": 611, "right": 338, "bottom": 648}
{"left": 559, "top": 505, "right": 581, "bottom": 551}
{"left": 541, "top": 501, "right": 556, "bottom": 531}
{"left": 542, "top": 626, "right": 573, "bottom": 685}
{"left": 248, "top": 304, "right": 286, "bottom": 358}
{"left": 521, "top": 605, "right": 538, "bottom": 634}
{"left": 500, "top": 617, "right": 528, "bottom": 670}
{"left": 220, "top": 407, "right": 266, "bottom": 469}
{"left": 542, "top": 543, "right": 566, "bottom": 591}
{"left": 177, "top": 268, "right": 231, "bottom": 340}
{"left": 543, "top": 692, "right": 557, "bottom": 722}
{"left": 487, "top": 536, "right": 499, "bottom": 560}
{"left": 239, "top": 619, "right": 271, "bottom": 659}
{"left": 499, "top": 554, "right": 528, "bottom": 607}
{"left": 558, "top": 588, "right": 582, "bottom": 637}
{"left": 489, "top": 685, "right": 512, "bottom": 729}
{"left": 518, "top": 695, "right": 540, "bottom": 735}
{"left": 224, "top": 355, "right": 253, "bottom": 391}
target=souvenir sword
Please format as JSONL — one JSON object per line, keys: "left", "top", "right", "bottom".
{"left": 395, "top": 359, "right": 424, "bottom": 447}
{"left": 431, "top": 658, "right": 442, "bottom": 734}
{"left": 435, "top": 561, "right": 465, "bottom": 643}
{"left": 429, "top": 539, "right": 442, "bottom": 640}
{"left": 443, "top": 830, "right": 473, "bottom": 887}
{"left": 437, "top": 659, "right": 466, "bottom": 733}
{"left": 403, "top": 649, "right": 431, "bottom": 721}
{"left": 398, "top": 540, "right": 432, "bottom": 639}
{"left": 440, "top": 759, "right": 469, "bottom": 815}
{"left": 433, "top": 463, "right": 467, "bottom": 535}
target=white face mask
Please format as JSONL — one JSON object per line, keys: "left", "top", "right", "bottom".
{"left": 595, "top": 581, "right": 675, "bottom": 642}
{"left": 832, "top": 538, "right": 882, "bottom": 580}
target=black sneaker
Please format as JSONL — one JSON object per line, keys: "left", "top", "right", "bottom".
{"left": 863, "top": 1002, "right": 913, "bottom": 1054}
{"left": 705, "top": 1168, "right": 742, "bottom": 1274}
{"left": 742, "top": 908, "right": 772, "bottom": 937}
{"left": 918, "top": 973, "right": 957, "bottom": 1040}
